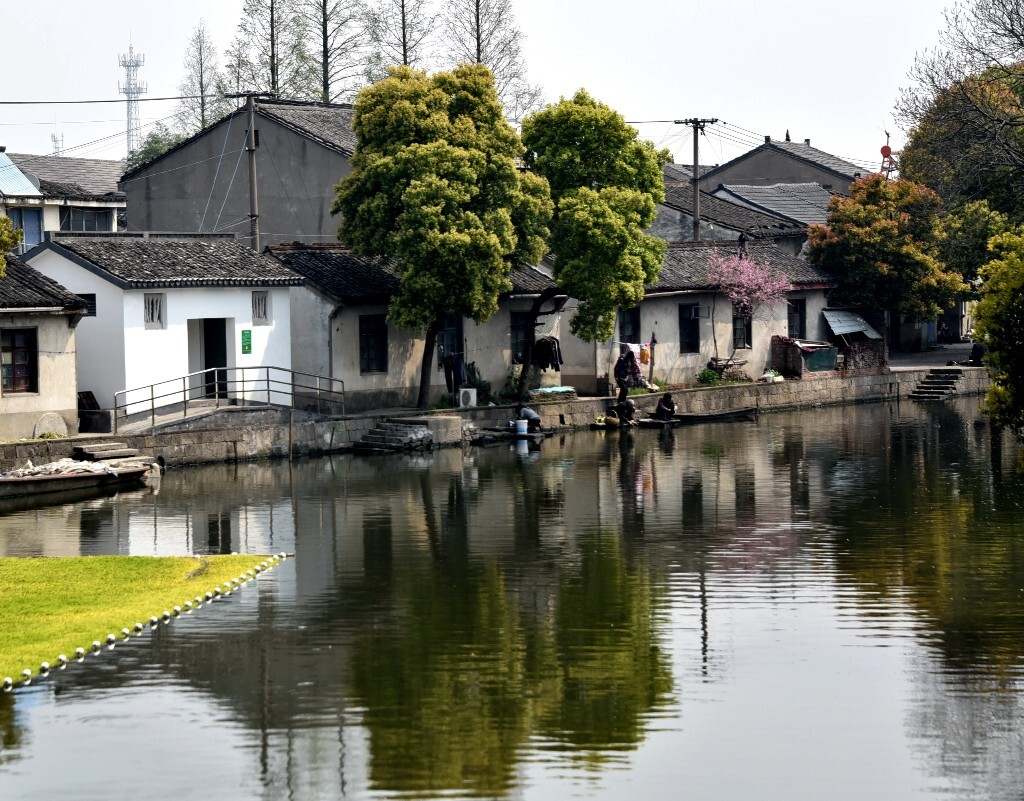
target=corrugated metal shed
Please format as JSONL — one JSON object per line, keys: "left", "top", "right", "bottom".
{"left": 823, "top": 309, "right": 881, "bottom": 339}
{"left": 0, "top": 153, "right": 41, "bottom": 196}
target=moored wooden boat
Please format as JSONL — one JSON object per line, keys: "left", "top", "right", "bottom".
{"left": 674, "top": 406, "right": 758, "bottom": 425}
{"left": 0, "top": 465, "right": 149, "bottom": 501}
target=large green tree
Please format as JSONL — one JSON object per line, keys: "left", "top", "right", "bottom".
{"left": 0, "top": 217, "right": 22, "bottom": 277}
{"left": 333, "top": 63, "right": 552, "bottom": 408}
{"left": 521, "top": 90, "right": 668, "bottom": 342}
{"left": 806, "top": 174, "right": 967, "bottom": 318}
{"left": 974, "top": 230, "right": 1024, "bottom": 437}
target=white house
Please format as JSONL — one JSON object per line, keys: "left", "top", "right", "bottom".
{"left": 267, "top": 243, "right": 574, "bottom": 411}
{"left": 25, "top": 233, "right": 303, "bottom": 414}
{"left": 0, "top": 254, "right": 86, "bottom": 440}
{"left": 605, "top": 241, "right": 836, "bottom": 386}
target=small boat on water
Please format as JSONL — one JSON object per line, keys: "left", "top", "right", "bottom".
{"left": 675, "top": 406, "right": 758, "bottom": 425}
{"left": 0, "top": 460, "right": 149, "bottom": 502}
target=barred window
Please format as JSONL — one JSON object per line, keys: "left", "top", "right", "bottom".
{"left": 1, "top": 328, "right": 38, "bottom": 393}
{"left": 252, "top": 291, "right": 270, "bottom": 325}
{"left": 144, "top": 293, "right": 165, "bottom": 329}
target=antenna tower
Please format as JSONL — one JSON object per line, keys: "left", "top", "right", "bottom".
{"left": 119, "top": 43, "right": 147, "bottom": 159}
{"left": 880, "top": 131, "right": 897, "bottom": 179}
{"left": 50, "top": 133, "right": 63, "bottom": 156}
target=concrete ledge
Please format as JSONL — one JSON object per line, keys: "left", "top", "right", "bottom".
{"left": 0, "top": 369, "right": 993, "bottom": 470}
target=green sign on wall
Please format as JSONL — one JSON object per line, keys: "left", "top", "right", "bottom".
{"left": 241, "top": 329, "right": 252, "bottom": 355}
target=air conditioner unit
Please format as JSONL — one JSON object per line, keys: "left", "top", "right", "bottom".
{"left": 458, "top": 387, "right": 477, "bottom": 408}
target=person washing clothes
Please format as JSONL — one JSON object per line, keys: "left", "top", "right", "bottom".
{"left": 515, "top": 404, "right": 543, "bottom": 432}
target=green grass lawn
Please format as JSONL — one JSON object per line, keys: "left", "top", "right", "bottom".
{"left": 0, "top": 554, "right": 279, "bottom": 683}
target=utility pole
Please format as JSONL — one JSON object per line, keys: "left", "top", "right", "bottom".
{"left": 674, "top": 118, "right": 718, "bottom": 241}
{"left": 225, "top": 92, "right": 274, "bottom": 251}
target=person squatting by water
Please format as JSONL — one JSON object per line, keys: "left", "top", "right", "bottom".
{"left": 515, "top": 404, "right": 543, "bottom": 432}
{"left": 654, "top": 393, "right": 677, "bottom": 421}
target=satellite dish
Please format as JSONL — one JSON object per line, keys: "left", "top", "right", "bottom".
{"left": 881, "top": 145, "right": 892, "bottom": 157}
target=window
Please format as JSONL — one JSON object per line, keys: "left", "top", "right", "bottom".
{"left": 436, "top": 314, "right": 462, "bottom": 369}
{"left": 359, "top": 314, "right": 388, "bottom": 373}
{"left": 59, "top": 208, "right": 112, "bottom": 233}
{"left": 510, "top": 311, "right": 531, "bottom": 364}
{"left": 144, "top": 293, "right": 165, "bottom": 329}
{"left": 1, "top": 328, "right": 38, "bottom": 393}
{"left": 78, "top": 293, "right": 97, "bottom": 317}
{"left": 7, "top": 207, "right": 42, "bottom": 252}
{"left": 252, "top": 291, "right": 270, "bottom": 325}
{"left": 679, "top": 304, "right": 701, "bottom": 353}
{"left": 732, "top": 307, "right": 752, "bottom": 350}
{"left": 618, "top": 306, "right": 641, "bottom": 345}
{"left": 788, "top": 299, "right": 806, "bottom": 340}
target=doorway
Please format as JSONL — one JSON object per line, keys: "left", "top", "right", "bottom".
{"left": 203, "top": 318, "right": 228, "bottom": 398}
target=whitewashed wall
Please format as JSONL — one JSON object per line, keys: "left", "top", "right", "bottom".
{"left": 27, "top": 247, "right": 127, "bottom": 406}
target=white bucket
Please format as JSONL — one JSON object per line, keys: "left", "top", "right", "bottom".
{"left": 515, "top": 419, "right": 529, "bottom": 435}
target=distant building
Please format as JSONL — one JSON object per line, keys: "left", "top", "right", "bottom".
{"left": 712, "top": 183, "right": 835, "bottom": 226}
{"left": 697, "top": 137, "right": 864, "bottom": 195}
{"left": 120, "top": 99, "right": 356, "bottom": 246}
{"left": 650, "top": 183, "right": 807, "bottom": 254}
{"left": 1, "top": 152, "right": 125, "bottom": 253}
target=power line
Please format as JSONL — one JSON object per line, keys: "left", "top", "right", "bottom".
{"left": 0, "top": 95, "right": 201, "bottom": 105}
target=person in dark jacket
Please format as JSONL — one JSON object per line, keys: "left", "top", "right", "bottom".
{"left": 614, "top": 352, "right": 630, "bottom": 401}
{"left": 654, "top": 393, "right": 677, "bottom": 421}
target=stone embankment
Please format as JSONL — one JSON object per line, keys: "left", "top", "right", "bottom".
{"left": 0, "top": 367, "right": 990, "bottom": 470}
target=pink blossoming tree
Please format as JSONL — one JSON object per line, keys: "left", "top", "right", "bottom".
{"left": 707, "top": 251, "right": 791, "bottom": 364}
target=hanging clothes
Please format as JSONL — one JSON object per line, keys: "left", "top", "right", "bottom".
{"left": 639, "top": 344, "right": 651, "bottom": 365}
{"left": 532, "top": 337, "right": 564, "bottom": 372}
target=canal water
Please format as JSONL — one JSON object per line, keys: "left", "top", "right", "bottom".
{"left": 1, "top": 398, "right": 1023, "bottom": 800}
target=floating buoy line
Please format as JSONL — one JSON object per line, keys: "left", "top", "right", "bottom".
{"left": 2, "top": 553, "right": 292, "bottom": 694}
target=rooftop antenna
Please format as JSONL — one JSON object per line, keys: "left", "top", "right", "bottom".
{"left": 119, "top": 42, "right": 147, "bottom": 160}
{"left": 50, "top": 132, "right": 64, "bottom": 156}
{"left": 880, "top": 130, "right": 897, "bottom": 179}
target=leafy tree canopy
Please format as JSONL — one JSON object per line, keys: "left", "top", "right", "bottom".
{"left": 0, "top": 216, "right": 22, "bottom": 278}
{"left": 900, "top": 67, "right": 1024, "bottom": 218}
{"left": 332, "top": 62, "right": 552, "bottom": 406}
{"left": 521, "top": 90, "right": 669, "bottom": 341}
{"left": 941, "top": 199, "right": 1010, "bottom": 287}
{"left": 975, "top": 230, "right": 1024, "bottom": 437}
{"left": 127, "top": 123, "right": 188, "bottom": 172}
{"left": 806, "top": 174, "right": 968, "bottom": 318}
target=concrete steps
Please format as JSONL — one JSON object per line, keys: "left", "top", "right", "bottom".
{"left": 73, "top": 441, "right": 143, "bottom": 461}
{"left": 909, "top": 368, "right": 963, "bottom": 401}
{"left": 354, "top": 422, "right": 434, "bottom": 453}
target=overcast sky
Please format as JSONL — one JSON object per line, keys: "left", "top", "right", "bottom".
{"left": 2, "top": 0, "right": 951, "bottom": 172}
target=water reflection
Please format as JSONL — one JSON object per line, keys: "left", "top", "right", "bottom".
{"left": 1, "top": 398, "right": 1024, "bottom": 800}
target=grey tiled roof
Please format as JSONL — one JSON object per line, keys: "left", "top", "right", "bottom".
{"left": 716, "top": 183, "right": 835, "bottom": 225}
{"left": 7, "top": 153, "right": 126, "bottom": 195}
{"left": 661, "top": 184, "right": 806, "bottom": 239}
{"left": 0, "top": 254, "right": 87, "bottom": 310}
{"left": 664, "top": 163, "right": 715, "bottom": 182}
{"left": 267, "top": 243, "right": 556, "bottom": 305}
{"left": 768, "top": 141, "right": 865, "bottom": 181}
{"left": 650, "top": 241, "right": 834, "bottom": 293}
{"left": 120, "top": 99, "right": 357, "bottom": 181}
{"left": 256, "top": 99, "right": 357, "bottom": 156}
{"left": 268, "top": 244, "right": 401, "bottom": 304}
{"left": 40, "top": 235, "right": 303, "bottom": 288}
{"left": 701, "top": 139, "right": 866, "bottom": 185}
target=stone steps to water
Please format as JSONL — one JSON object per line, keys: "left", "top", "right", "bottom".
{"left": 909, "top": 368, "right": 963, "bottom": 401}
{"left": 73, "top": 441, "right": 142, "bottom": 461}
{"left": 354, "top": 422, "right": 434, "bottom": 453}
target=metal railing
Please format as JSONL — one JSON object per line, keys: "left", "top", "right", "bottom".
{"left": 113, "top": 366, "right": 345, "bottom": 433}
